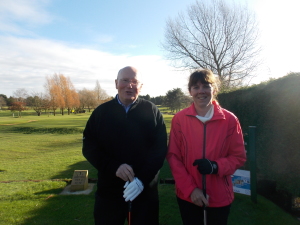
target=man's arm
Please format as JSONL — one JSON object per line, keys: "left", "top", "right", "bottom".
{"left": 82, "top": 108, "right": 121, "bottom": 178}
{"left": 135, "top": 105, "right": 168, "bottom": 186}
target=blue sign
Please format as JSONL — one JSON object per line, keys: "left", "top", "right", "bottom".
{"left": 232, "top": 169, "right": 251, "bottom": 195}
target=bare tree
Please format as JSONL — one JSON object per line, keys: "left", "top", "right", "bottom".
{"left": 13, "top": 88, "right": 28, "bottom": 102}
{"left": 28, "top": 92, "right": 46, "bottom": 116}
{"left": 78, "top": 88, "right": 97, "bottom": 112}
{"left": 94, "top": 80, "right": 109, "bottom": 105}
{"left": 162, "top": 0, "right": 261, "bottom": 90}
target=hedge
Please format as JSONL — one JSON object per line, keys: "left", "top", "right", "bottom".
{"left": 218, "top": 72, "right": 300, "bottom": 196}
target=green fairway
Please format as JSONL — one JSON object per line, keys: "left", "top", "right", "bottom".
{"left": 0, "top": 109, "right": 299, "bottom": 225}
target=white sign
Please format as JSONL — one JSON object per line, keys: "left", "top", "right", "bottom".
{"left": 232, "top": 169, "right": 251, "bottom": 196}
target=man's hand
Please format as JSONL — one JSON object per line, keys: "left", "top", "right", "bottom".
{"left": 123, "top": 177, "right": 144, "bottom": 202}
{"left": 116, "top": 164, "right": 135, "bottom": 182}
{"left": 193, "top": 159, "right": 218, "bottom": 174}
{"left": 190, "top": 188, "right": 209, "bottom": 207}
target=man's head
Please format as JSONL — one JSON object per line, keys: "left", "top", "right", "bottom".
{"left": 115, "top": 66, "right": 143, "bottom": 106}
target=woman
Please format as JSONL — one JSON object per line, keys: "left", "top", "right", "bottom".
{"left": 167, "top": 69, "right": 246, "bottom": 225}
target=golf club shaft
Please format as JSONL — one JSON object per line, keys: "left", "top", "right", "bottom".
{"left": 202, "top": 126, "right": 207, "bottom": 225}
{"left": 203, "top": 174, "right": 207, "bottom": 225}
{"left": 128, "top": 201, "right": 132, "bottom": 225}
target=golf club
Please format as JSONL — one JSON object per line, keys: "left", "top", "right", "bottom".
{"left": 128, "top": 201, "right": 132, "bottom": 225}
{"left": 202, "top": 174, "right": 207, "bottom": 225}
{"left": 202, "top": 129, "right": 207, "bottom": 225}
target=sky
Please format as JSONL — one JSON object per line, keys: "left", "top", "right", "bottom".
{"left": 0, "top": 0, "right": 299, "bottom": 98}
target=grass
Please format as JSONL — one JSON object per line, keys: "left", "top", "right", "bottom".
{"left": 0, "top": 108, "right": 299, "bottom": 225}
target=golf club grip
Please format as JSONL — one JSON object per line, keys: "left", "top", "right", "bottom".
{"left": 202, "top": 174, "right": 206, "bottom": 197}
{"left": 128, "top": 201, "right": 132, "bottom": 212}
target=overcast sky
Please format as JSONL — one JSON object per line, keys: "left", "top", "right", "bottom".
{"left": 0, "top": 0, "right": 299, "bottom": 98}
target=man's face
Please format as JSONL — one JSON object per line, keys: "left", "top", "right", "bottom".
{"left": 115, "top": 67, "right": 143, "bottom": 106}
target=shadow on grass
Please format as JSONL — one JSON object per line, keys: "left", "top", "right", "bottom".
{"left": 21, "top": 193, "right": 96, "bottom": 225}
{"left": 18, "top": 160, "right": 300, "bottom": 225}
{"left": 18, "top": 160, "right": 180, "bottom": 225}
{"left": 20, "top": 160, "right": 97, "bottom": 225}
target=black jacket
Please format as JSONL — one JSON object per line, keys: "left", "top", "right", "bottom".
{"left": 82, "top": 97, "right": 167, "bottom": 197}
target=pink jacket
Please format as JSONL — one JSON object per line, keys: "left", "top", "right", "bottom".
{"left": 167, "top": 101, "right": 246, "bottom": 207}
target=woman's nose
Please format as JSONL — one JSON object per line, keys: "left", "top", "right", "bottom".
{"left": 198, "top": 86, "right": 205, "bottom": 93}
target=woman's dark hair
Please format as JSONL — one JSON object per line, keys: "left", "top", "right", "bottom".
{"left": 188, "top": 69, "right": 219, "bottom": 99}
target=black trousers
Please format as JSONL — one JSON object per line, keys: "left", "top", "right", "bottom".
{"left": 94, "top": 191, "right": 159, "bottom": 225}
{"left": 177, "top": 196, "right": 231, "bottom": 225}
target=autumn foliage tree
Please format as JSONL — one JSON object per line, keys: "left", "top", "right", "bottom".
{"left": 9, "top": 102, "right": 26, "bottom": 117}
{"left": 45, "top": 74, "right": 80, "bottom": 115}
{"left": 45, "top": 75, "right": 62, "bottom": 116}
{"left": 58, "top": 75, "right": 80, "bottom": 115}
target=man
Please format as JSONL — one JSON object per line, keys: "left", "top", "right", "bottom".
{"left": 82, "top": 66, "right": 167, "bottom": 225}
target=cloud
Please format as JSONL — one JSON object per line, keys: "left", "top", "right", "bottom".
{"left": 0, "top": 35, "right": 189, "bottom": 97}
{"left": 0, "top": 0, "right": 53, "bottom": 35}
{"left": 0, "top": 0, "right": 52, "bottom": 24}
{"left": 0, "top": 0, "right": 189, "bottom": 98}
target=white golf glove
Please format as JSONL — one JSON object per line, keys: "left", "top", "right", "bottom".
{"left": 123, "top": 177, "right": 144, "bottom": 202}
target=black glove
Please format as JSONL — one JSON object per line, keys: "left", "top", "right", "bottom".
{"left": 193, "top": 159, "right": 218, "bottom": 174}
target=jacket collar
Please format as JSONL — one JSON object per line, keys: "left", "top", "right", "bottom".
{"left": 185, "top": 101, "right": 225, "bottom": 121}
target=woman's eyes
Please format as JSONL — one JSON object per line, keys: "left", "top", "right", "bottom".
{"left": 192, "top": 85, "right": 211, "bottom": 89}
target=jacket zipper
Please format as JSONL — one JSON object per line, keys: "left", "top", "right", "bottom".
{"left": 203, "top": 123, "right": 207, "bottom": 159}
{"left": 202, "top": 123, "right": 207, "bottom": 197}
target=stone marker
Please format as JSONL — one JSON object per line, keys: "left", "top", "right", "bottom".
{"left": 70, "top": 170, "right": 88, "bottom": 192}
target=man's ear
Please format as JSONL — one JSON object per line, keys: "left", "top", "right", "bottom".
{"left": 115, "top": 79, "right": 118, "bottom": 89}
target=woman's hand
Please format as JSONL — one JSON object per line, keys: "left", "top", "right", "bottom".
{"left": 190, "top": 188, "right": 209, "bottom": 207}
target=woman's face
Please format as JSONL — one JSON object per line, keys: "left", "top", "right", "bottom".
{"left": 189, "top": 81, "right": 215, "bottom": 109}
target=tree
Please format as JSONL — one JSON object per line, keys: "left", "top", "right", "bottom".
{"left": 162, "top": 0, "right": 261, "bottom": 90}
{"left": 139, "top": 94, "right": 151, "bottom": 101}
{"left": 45, "top": 74, "right": 79, "bottom": 115}
{"left": 9, "top": 102, "right": 26, "bottom": 117}
{"left": 6, "top": 96, "right": 14, "bottom": 106}
{"left": 45, "top": 75, "right": 64, "bottom": 116}
{"left": 163, "top": 88, "right": 191, "bottom": 112}
{"left": 27, "top": 92, "right": 46, "bottom": 116}
{"left": 151, "top": 96, "right": 165, "bottom": 105}
{"left": 0, "top": 94, "right": 8, "bottom": 108}
{"left": 13, "top": 88, "right": 28, "bottom": 102}
{"left": 59, "top": 75, "right": 80, "bottom": 115}
{"left": 94, "top": 80, "right": 109, "bottom": 106}
{"left": 78, "top": 88, "right": 97, "bottom": 112}
{"left": 69, "top": 89, "right": 80, "bottom": 114}
{"left": 0, "top": 96, "right": 6, "bottom": 109}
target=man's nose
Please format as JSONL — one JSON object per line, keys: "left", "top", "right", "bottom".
{"left": 127, "top": 82, "right": 133, "bottom": 88}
